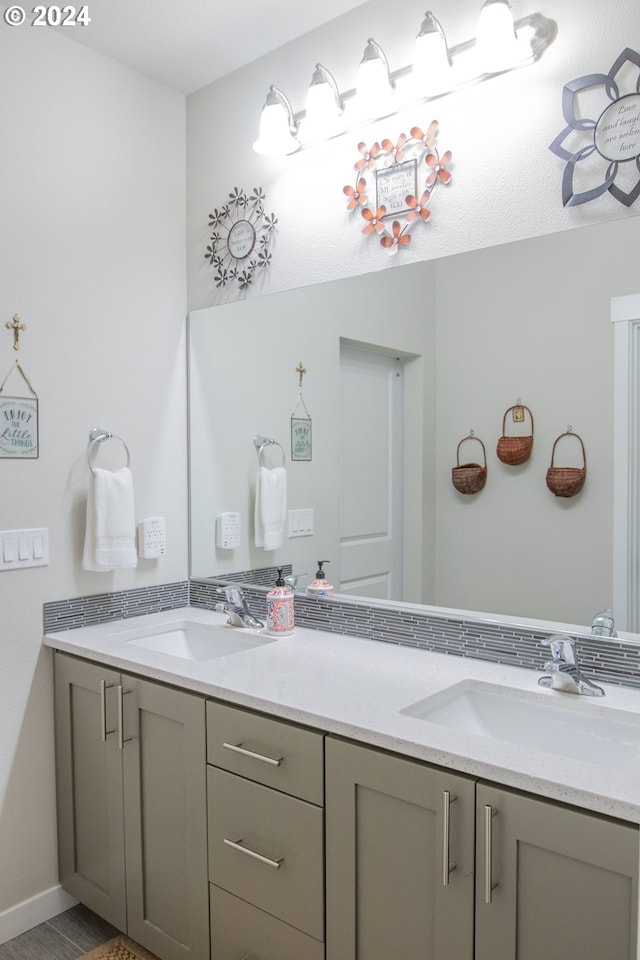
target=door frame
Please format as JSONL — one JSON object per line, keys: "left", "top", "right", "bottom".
{"left": 612, "top": 293, "right": 640, "bottom": 632}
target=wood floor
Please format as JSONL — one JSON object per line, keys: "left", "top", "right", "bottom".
{"left": 0, "top": 904, "right": 119, "bottom": 960}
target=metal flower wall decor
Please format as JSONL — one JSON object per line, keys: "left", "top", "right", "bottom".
{"left": 205, "top": 187, "right": 277, "bottom": 289}
{"left": 343, "top": 120, "right": 452, "bottom": 254}
{"left": 549, "top": 47, "right": 640, "bottom": 207}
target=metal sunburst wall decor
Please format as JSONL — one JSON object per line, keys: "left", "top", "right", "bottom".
{"left": 549, "top": 47, "right": 640, "bottom": 208}
{"left": 205, "top": 187, "right": 277, "bottom": 289}
{"left": 342, "top": 120, "right": 452, "bottom": 255}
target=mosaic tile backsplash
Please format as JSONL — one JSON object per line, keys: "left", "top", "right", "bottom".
{"left": 43, "top": 581, "right": 189, "bottom": 632}
{"left": 44, "top": 579, "right": 640, "bottom": 689}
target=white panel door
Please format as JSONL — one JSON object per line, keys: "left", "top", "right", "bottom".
{"left": 339, "top": 343, "right": 404, "bottom": 599}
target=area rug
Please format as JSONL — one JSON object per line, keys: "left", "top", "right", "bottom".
{"left": 79, "top": 935, "right": 160, "bottom": 960}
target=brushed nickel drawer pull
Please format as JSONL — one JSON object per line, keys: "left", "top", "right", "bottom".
{"left": 223, "top": 837, "right": 283, "bottom": 869}
{"left": 117, "top": 686, "right": 133, "bottom": 751}
{"left": 484, "top": 804, "right": 499, "bottom": 904}
{"left": 442, "top": 790, "right": 457, "bottom": 886}
{"left": 222, "top": 741, "right": 283, "bottom": 766}
{"left": 99, "top": 679, "right": 116, "bottom": 742}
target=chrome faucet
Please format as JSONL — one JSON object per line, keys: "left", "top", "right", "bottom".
{"left": 215, "top": 585, "right": 264, "bottom": 629}
{"left": 538, "top": 634, "right": 604, "bottom": 697}
{"left": 284, "top": 572, "right": 306, "bottom": 591}
{"left": 591, "top": 608, "right": 616, "bottom": 637}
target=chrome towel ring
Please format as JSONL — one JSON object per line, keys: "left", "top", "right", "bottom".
{"left": 87, "top": 427, "right": 131, "bottom": 474}
{"left": 254, "top": 434, "right": 286, "bottom": 467}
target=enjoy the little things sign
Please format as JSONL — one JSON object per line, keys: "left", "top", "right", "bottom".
{"left": 0, "top": 362, "right": 39, "bottom": 458}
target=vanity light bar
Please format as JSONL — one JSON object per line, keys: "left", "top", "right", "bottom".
{"left": 253, "top": 10, "right": 557, "bottom": 156}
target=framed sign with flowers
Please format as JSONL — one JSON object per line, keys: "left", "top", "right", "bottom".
{"left": 205, "top": 187, "right": 278, "bottom": 290}
{"left": 343, "top": 120, "right": 452, "bottom": 254}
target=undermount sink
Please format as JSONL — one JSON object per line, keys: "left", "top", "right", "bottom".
{"left": 108, "top": 619, "right": 276, "bottom": 662}
{"left": 401, "top": 680, "right": 640, "bottom": 769}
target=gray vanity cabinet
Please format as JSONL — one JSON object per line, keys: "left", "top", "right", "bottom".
{"left": 53, "top": 652, "right": 209, "bottom": 960}
{"left": 326, "top": 739, "right": 640, "bottom": 960}
{"left": 53, "top": 650, "right": 640, "bottom": 960}
{"left": 54, "top": 654, "right": 126, "bottom": 929}
{"left": 475, "top": 782, "right": 639, "bottom": 960}
{"left": 325, "top": 737, "right": 476, "bottom": 960}
{"left": 206, "top": 700, "right": 325, "bottom": 960}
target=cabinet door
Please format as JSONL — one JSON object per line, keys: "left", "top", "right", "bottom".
{"left": 53, "top": 652, "right": 126, "bottom": 929}
{"left": 326, "top": 738, "right": 475, "bottom": 960}
{"left": 476, "top": 782, "right": 639, "bottom": 960}
{"left": 122, "top": 676, "right": 208, "bottom": 960}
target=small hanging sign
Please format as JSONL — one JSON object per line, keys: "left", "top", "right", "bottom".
{"left": 0, "top": 360, "right": 39, "bottom": 458}
{"left": 291, "top": 415, "right": 312, "bottom": 461}
{"left": 291, "top": 366, "right": 312, "bottom": 461}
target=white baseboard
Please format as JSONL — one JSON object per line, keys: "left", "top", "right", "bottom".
{"left": 0, "top": 884, "right": 77, "bottom": 945}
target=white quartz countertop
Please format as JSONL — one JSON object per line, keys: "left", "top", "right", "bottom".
{"left": 44, "top": 606, "right": 640, "bottom": 823}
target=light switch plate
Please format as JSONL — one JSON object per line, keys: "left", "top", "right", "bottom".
{"left": 288, "top": 508, "right": 314, "bottom": 538}
{"left": 0, "top": 528, "right": 49, "bottom": 570}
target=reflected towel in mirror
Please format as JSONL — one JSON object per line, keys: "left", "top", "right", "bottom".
{"left": 82, "top": 466, "right": 138, "bottom": 571}
{"left": 254, "top": 465, "right": 287, "bottom": 550}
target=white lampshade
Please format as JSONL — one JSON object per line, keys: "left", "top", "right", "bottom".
{"left": 253, "top": 86, "right": 300, "bottom": 156}
{"left": 476, "top": 0, "right": 518, "bottom": 73}
{"left": 355, "top": 38, "right": 393, "bottom": 118}
{"left": 304, "top": 64, "right": 343, "bottom": 140}
{"left": 412, "top": 11, "right": 451, "bottom": 97}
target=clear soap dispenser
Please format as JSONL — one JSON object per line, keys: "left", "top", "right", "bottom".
{"left": 266, "top": 568, "right": 295, "bottom": 636}
{"left": 307, "top": 560, "right": 334, "bottom": 598}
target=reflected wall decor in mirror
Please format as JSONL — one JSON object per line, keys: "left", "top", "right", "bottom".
{"left": 189, "top": 216, "right": 639, "bottom": 631}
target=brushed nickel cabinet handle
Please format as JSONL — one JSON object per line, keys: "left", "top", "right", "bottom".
{"left": 222, "top": 741, "right": 283, "bottom": 766}
{"left": 442, "top": 790, "right": 457, "bottom": 886}
{"left": 223, "top": 837, "right": 283, "bottom": 869}
{"left": 99, "top": 679, "right": 116, "bottom": 742}
{"left": 117, "top": 685, "right": 133, "bottom": 751}
{"left": 484, "top": 804, "right": 499, "bottom": 904}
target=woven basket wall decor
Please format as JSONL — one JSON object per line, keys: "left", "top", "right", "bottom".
{"left": 496, "top": 404, "right": 534, "bottom": 465}
{"left": 546, "top": 431, "right": 586, "bottom": 498}
{"left": 451, "top": 435, "right": 487, "bottom": 495}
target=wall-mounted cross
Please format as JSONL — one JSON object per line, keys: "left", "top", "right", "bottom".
{"left": 296, "top": 360, "right": 307, "bottom": 388}
{"left": 6, "top": 314, "right": 27, "bottom": 351}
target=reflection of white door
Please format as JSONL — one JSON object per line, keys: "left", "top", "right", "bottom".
{"left": 339, "top": 343, "right": 404, "bottom": 600}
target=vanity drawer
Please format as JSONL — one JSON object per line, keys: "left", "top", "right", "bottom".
{"left": 207, "top": 766, "right": 324, "bottom": 940}
{"left": 207, "top": 700, "right": 324, "bottom": 804}
{"left": 210, "top": 884, "right": 324, "bottom": 960}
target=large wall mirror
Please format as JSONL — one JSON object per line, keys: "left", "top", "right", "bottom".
{"left": 189, "top": 216, "right": 639, "bottom": 634}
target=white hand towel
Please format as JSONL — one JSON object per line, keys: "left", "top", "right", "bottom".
{"left": 254, "top": 465, "right": 287, "bottom": 551}
{"left": 82, "top": 466, "right": 138, "bottom": 571}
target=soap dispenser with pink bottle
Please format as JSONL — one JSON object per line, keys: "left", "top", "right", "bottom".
{"left": 266, "top": 568, "right": 295, "bottom": 636}
{"left": 306, "top": 561, "right": 334, "bottom": 598}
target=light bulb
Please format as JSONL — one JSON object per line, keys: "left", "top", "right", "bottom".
{"left": 412, "top": 11, "right": 451, "bottom": 97}
{"left": 304, "top": 64, "right": 343, "bottom": 141}
{"left": 355, "top": 38, "right": 393, "bottom": 119}
{"left": 476, "top": 0, "right": 518, "bottom": 73}
{"left": 253, "top": 86, "right": 300, "bottom": 156}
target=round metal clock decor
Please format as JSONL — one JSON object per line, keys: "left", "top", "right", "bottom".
{"left": 205, "top": 187, "right": 277, "bottom": 290}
